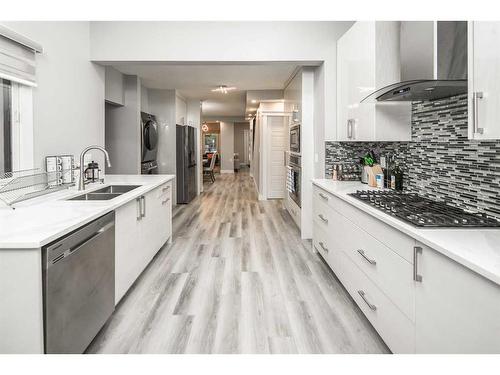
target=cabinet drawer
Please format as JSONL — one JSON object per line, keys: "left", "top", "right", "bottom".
{"left": 313, "top": 195, "right": 332, "bottom": 231}
{"left": 157, "top": 182, "right": 172, "bottom": 199}
{"left": 329, "top": 192, "right": 415, "bottom": 263}
{"left": 313, "top": 222, "right": 342, "bottom": 278}
{"left": 330, "top": 208, "right": 415, "bottom": 321}
{"left": 339, "top": 251, "right": 415, "bottom": 353}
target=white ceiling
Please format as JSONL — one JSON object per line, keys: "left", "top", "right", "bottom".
{"left": 111, "top": 63, "right": 299, "bottom": 117}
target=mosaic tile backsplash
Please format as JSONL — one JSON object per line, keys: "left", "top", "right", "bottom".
{"left": 325, "top": 94, "right": 500, "bottom": 219}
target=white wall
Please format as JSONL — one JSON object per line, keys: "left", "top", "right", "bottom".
{"left": 2, "top": 22, "right": 105, "bottom": 169}
{"left": 148, "top": 89, "right": 177, "bottom": 202}
{"left": 140, "top": 84, "right": 150, "bottom": 113}
{"left": 234, "top": 122, "right": 250, "bottom": 165}
{"left": 175, "top": 93, "right": 187, "bottom": 125}
{"left": 105, "top": 75, "right": 141, "bottom": 174}
{"left": 314, "top": 64, "right": 326, "bottom": 179}
{"left": 89, "top": 21, "right": 353, "bottom": 140}
{"left": 220, "top": 121, "right": 234, "bottom": 173}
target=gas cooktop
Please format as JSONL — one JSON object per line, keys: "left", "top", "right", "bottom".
{"left": 349, "top": 190, "right": 500, "bottom": 228}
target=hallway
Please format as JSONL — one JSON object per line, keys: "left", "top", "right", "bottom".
{"left": 87, "top": 171, "right": 389, "bottom": 354}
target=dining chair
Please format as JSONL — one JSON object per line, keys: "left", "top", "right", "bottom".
{"left": 203, "top": 152, "right": 217, "bottom": 183}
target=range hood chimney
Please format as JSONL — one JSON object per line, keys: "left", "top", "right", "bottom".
{"left": 361, "top": 21, "right": 468, "bottom": 103}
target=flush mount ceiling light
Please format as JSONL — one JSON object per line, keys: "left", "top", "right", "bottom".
{"left": 211, "top": 85, "right": 237, "bottom": 94}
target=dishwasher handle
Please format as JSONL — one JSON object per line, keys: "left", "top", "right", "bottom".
{"left": 49, "top": 221, "right": 115, "bottom": 267}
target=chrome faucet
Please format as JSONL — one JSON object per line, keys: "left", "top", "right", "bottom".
{"left": 79, "top": 146, "right": 112, "bottom": 190}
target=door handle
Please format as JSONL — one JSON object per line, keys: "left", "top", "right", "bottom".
{"left": 357, "top": 249, "right": 377, "bottom": 265}
{"left": 347, "top": 119, "right": 354, "bottom": 139}
{"left": 141, "top": 196, "right": 146, "bottom": 217}
{"left": 473, "top": 92, "right": 484, "bottom": 135}
{"left": 413, "top": 246, "right": 423, "bottom": 282}
{"left": 136, "top": 198, "right": 142, "bottom": 220}
{"left": 357, "top": 290, "right": 377, "bottom": 311}
{"left": 318, "top": 241, "right": 328, "bottom": 253}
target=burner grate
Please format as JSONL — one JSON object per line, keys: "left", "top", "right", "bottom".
{"left": 349, "top": 190, "right": 500, "bottom": 228}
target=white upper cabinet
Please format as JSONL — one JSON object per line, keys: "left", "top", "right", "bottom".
{"left": 105, "top": 66, "right": 125, "bottom": 106}
{"left": 468, "top": 22, "right": 500, "bottom": 140}
{"left": 337, "top": 21, "right": 411, "bottom": 142}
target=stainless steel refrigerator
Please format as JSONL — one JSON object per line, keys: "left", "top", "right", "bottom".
{"left": 176, "top": 125, "right": 197, "bottom": 204}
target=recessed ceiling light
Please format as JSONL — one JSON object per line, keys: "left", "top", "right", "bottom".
{"left": 251, "top": 100, "right": 257, "bottom": 103}
{"left": 211, "top": 85, "right": 237, "bottom": 94}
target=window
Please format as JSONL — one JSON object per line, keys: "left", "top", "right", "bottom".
{"left": 204, "top": 134, "right": 219, "bottom": 153}
{"left": 1, "top": 79, "right": 13, "bottom": 174}
{"left": 0, "top": 78, "right": 33, "bottom": 174}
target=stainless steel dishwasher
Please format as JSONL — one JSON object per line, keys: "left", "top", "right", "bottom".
{"left": 42, "top": 211, "right": 115, "bottom": 354}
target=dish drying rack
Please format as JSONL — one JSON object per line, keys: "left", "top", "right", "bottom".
{"left": 0, "top": 168, "right": 75, "bottom": 209}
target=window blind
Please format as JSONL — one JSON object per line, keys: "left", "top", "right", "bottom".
{"left": 0, "top": 25, "right": 42, "bottom": 87}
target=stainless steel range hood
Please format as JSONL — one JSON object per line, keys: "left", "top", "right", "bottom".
{"left": 361, "top": 21, "right": 467, "bottom": 103}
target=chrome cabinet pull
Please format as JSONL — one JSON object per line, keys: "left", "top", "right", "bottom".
{"left": 161, "top": 198, "right": 170, "bottom": 205}
{"left": 318, "top": 214, "right": 328, "bottom": 224}
{"left": 357, "top": 249, "right": 377, "bottom": 265}
{"left": 162, "top": 186, "right": 170, "bottom": 192}
{"left": 319, "top": 241, "right": 328, "bottom": 253}
{"left": 136, "top": 198, "right": 142, "bottom": 220}
{"left": 413, "top": 246, "right": 423, "bottom": 282}
{"left": 141, "top": 196, "right": 146, "bottom": 218}
{"left": 473, "top": 92, "right": 484, "bottom": 135}
{"left": 347, "top": 119, "right": 354, "bottom": 139}
{"left": 319, "top": 192, "right": 329, "bottom": 201}
{"left": 357, "top": 290, "right": 377, "bottom": 311}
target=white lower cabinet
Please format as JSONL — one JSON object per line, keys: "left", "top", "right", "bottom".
{"left": 415, "top": 243, "right": 500, "bottom": 353}
{"left": 340, "top": 251, "right": 415, "bottom": 353}
{"left": 312, "top": 184, "right": 500, "bottom": 354}
{"left": 115, "top": 182, "right": 172, "bottom": 304}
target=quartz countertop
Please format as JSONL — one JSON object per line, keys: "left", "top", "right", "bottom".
{"left": 312, "top": 179, "right": 500, "bottom": 286}
{"left": 0, "top": 174, "right": 175, "bottom": 249}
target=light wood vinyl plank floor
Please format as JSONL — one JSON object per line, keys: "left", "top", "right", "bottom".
{"left": 87, "top": 169, "right": 390, "bottom": 354}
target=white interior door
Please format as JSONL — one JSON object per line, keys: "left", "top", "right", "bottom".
{"left": 267, "top": 116, "right": 286, "bottom": 199}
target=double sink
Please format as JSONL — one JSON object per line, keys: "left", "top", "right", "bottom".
{"left": 68, "top": 185, "right": 141, "bottom": 201}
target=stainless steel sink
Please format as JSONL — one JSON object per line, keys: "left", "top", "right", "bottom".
{"left": 92, "top": 185, "right": 141, "bottom": 194}
{"left": 68, "top": 193, "right": 122, "bottom": 201}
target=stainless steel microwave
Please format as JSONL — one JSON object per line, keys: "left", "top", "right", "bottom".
{"left": 290, "top": 124, "right": 300, "bottom": 154}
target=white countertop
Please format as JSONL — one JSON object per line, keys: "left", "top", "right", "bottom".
{"left": 312, "top": 179, "right": 500, "bottom": 286}
{"left": 0, "top": 174, "right": 175, "bottom": 249}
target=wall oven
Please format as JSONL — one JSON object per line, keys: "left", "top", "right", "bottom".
{"left": 289, "top": 124, "right": 301, "bottom": 154}
{"left": 287, "top": 154, "right": 301, "bottom": 208}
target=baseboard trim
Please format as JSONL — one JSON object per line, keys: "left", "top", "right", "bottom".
{"left": 220, "top": 170, "right": 234, "bottom": 174}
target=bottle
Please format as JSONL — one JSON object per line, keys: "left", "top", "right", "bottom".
{"left": 391, "top": 161, "right": 403, "bottom": 191}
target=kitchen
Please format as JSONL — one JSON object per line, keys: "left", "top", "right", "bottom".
{"left": 1, "top": 2, "right": 500, "bottom": 373}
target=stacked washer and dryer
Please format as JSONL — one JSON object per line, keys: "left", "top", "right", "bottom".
{"left": 140, "top": 112, "right": 159, "bottom": 174}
